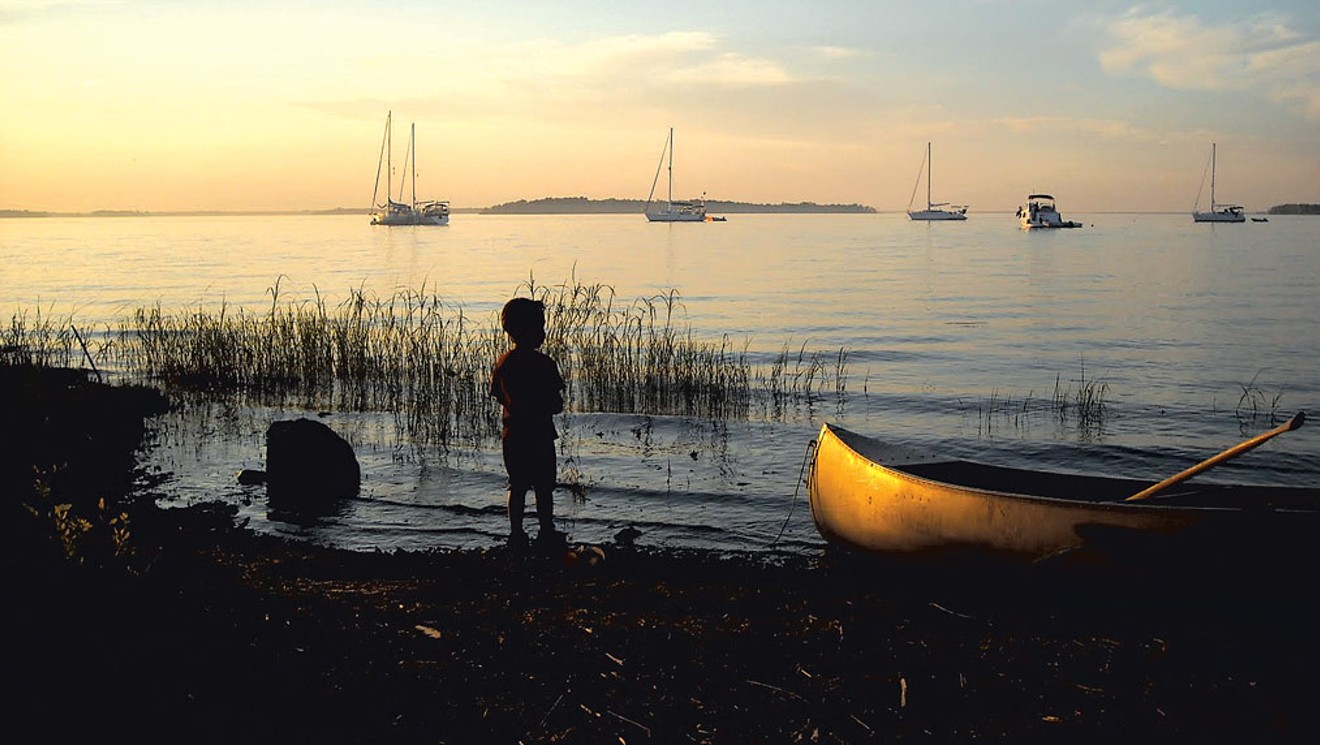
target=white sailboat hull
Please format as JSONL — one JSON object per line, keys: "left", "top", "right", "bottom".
{"left": 372, "top": 211, "right": 449, "bottom": 226}
{"left": 371, "top": 201, "right": 450, "bottom": 226}
{"left": 645, "top": 209, "right": 707, "bottom": 222}
{"left": 908, "top": 209, "right": 967, "bottom": 221}
{"left": 1192, "top": 209, "right": 1245, "bottom": 223}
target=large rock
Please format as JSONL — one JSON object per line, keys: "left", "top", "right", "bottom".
{"left": 265, "top": 418, "right": 360, "bottom": 508}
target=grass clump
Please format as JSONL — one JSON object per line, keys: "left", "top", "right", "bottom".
{"left": 762, "top": 342, "right": 851, "bottom": 420}
{"left": 958, "top": 359, "right": 1110, "bottom": 439}
{"left": 1235, "top": 372, "right": 1286, "bottom": 427}
{"left": 3, "top": 307, "right": 80, "bottom": 368}
{"left": 119, "top": 279, "right": 504, "bottom": 448}
{"left": 529, "top": 278, "right": 754, "bottom": 420}
{"left": 1052, "top": 358, "right": 1109, "bottom": 433}
{"left": 969, "top": 389, "right": 1036, "bottom": 436}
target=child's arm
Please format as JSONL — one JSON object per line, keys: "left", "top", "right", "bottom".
{"left": 549, "top": 361, "right": 565, "bottom": 414}
{"left": 490, "top": 362, "right": 509, "bottom": 406}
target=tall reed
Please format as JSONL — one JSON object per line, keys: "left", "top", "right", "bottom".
{"left": 1235, "top": 371, "right": 1286, "bottom": 427}
{"left": 1052, "top": 358, "right": 1109, "bottom": 431}
{"left": 111, "top": 278, "right": 850, "bottom": 447}
{"left": 3, "top": 307, "right": 80, "bottom": 368}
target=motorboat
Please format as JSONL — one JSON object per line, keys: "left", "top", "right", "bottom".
{"left": 1017, "top": 194, "right": 1082, "bottom": 229}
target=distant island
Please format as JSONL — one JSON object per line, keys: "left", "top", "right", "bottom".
{"left": 2, "top": 200, "right": 874, "bottom": 218}
{"left": 481, "top": 197, "right": 875, "bottom": 214}
{"left": 0, "top": 207, "right": 365, "bottom": 218}
{"left": 1266, "top": 204, "right": 1320, "bottom": 215}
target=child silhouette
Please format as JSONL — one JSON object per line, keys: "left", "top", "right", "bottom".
{"left": 489, "top": 298, "right": 566, "bottom": 552}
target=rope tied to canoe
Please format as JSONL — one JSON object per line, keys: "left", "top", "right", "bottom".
{"left": 771, "top": 438, "right": 817, "bottom": 547}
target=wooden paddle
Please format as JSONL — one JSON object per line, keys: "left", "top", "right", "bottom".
{"left": 1125, "top": 411, "right": 1306, "bottom": 502}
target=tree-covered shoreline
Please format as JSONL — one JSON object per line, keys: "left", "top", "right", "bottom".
{"left": 480, "top": 196, "right": 876, "bottom": 214}
{"left": 1266, "top": 203, "right": 1320, "bottom": 215}
{"left": 1, "top": 199, "right": 878, "bottom": 218}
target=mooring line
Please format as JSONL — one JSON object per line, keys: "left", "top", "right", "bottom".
{"left": 772, "top": 437, "right": 817, "bottom": 546}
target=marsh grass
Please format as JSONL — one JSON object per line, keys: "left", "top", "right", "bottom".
{"left": 528, "top": 278, "right": 756, "bottom": 421}
{"left": 961, "top": 360, "right": 1110, "bottom": 438}
{"left": 3, "top": 307, "right": 82, "bottom": 368}
{"left": 1052, "top": 359, "right": 1109, "bottom": 433}
{"left": 119, "top": 280, "right": 505, "bottom": 448}
{"left": 970, "top": 390, "right": 1036, "bottom": 436}
{"left": 109, "top": 278, "right": 850, "bottom": 448}
{"left": 11, "top": 287, "right": 1126, "bottom": 446}
{"left": 1235, "top": 372, "right": 1286, "bottom": 427}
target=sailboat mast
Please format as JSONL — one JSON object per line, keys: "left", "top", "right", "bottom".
{"left": 667, "top": 127, "right": 674, "bottom": 208}
{"left": 1210, "top": 142, "right": 1217, "bottom": 209}
{"left": 926, "top": 142, "right": 932, "bottom": 209}
{"left": 411, "top": 122, "right": 417, "bottom": 209}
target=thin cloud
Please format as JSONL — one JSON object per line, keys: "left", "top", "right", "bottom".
{"left": 813, "top": 45, "right": 874, "bottom": 62}
{"left": 991, "top": 115, "right": 1160, "bottom": 141}
{"left": 660, "top": 52, "right": 794, "bottom": 86}
{"left": 435, "top": 29, "right": 793, "bottom": 111}
{"left": 537, "top": 31, "right": 793, "bottom": 88}
{"left": 515, "top": 31, "right": 720, "bottom": 78}
{"left": 0, "top": 0, "right": 119, "bottom": 25}
{"left": 1100, "top": 8, "right": 1320, "bottom": 120}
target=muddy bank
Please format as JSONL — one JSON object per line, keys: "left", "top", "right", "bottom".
{"left": 7, "top": 366, "right": 1319, "bottom": 743}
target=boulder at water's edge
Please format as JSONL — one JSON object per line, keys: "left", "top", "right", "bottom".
{"left": 265, "top": 418, "right": 360, "bottom": 508}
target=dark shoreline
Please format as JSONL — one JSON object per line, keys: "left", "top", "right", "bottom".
{"left": 8, "top": 365, "right": 1320, "bottom": 742}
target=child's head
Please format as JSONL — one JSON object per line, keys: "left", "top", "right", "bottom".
{"left": 500, "top": 297, "right": 546, "bottom": 347}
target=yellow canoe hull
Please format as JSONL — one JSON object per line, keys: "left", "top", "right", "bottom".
{"left": 807, "top": 423, "right": 1316, "bottom": 562}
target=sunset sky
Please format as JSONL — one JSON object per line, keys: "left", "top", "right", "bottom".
{"left": 2, "top": 0, "right": 1318, "bottom": 213}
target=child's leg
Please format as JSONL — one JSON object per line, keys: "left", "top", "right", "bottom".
{"left": 532, "top": 483, "right": 555, "bottom": 534}
{"left": 507, "top": 486, "right": 529, "bottom": 538}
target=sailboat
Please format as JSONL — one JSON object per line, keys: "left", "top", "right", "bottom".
{"left": 906, "top": 142, "right": 967, "bottom": 221}
{"left": 644, "top": 128, "right": 714, "bottom": 222}
{"left": 370, "top": 111, "right": 450, "bottom": 226}
{"left": 1192, "top": 142, "right": 1244, "bottom": 223}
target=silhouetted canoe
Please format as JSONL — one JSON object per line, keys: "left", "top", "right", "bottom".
{"left": 807, "top": 422, "right": 1320, "bottom": 563}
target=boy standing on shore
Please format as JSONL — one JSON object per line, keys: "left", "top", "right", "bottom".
{"left": 490, "top": 297, "right": 566, "bottom": 552}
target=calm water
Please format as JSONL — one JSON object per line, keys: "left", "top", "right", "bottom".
{"left": 4, "top": 212, "right": 1318, "bottom": 555}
